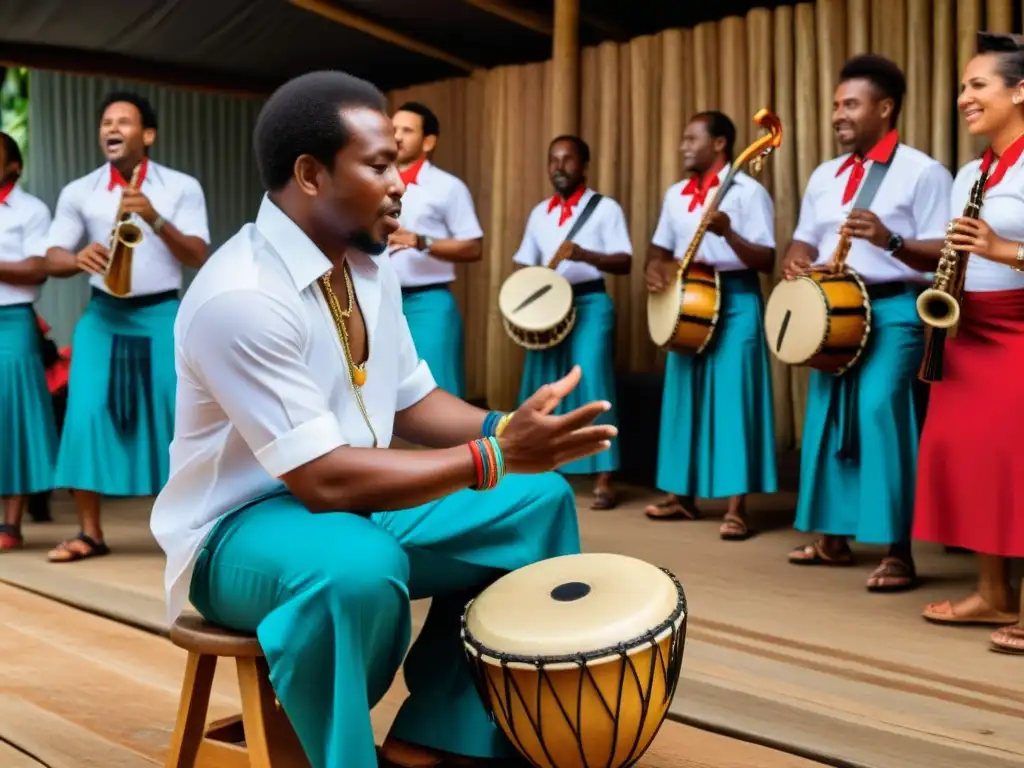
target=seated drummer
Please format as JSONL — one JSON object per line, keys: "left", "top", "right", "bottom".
{"left": 149, "top": 71, "right": 615, "bottom": 768}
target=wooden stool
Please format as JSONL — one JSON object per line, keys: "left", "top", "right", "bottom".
{"left": 165, "top": 614, "right": 310, "bottom": 768}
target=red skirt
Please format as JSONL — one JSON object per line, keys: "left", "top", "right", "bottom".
{"left": 913, "top": 288, "right": 1024, "bottom": 557}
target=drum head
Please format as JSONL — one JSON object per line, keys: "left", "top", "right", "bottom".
{"left": 464, "top": 553, "right": 682, "bottom": 659}
{"left": 499, "top": 268, "right": 574, "bottom": 332}
{"left": 647, "top": 273, "right": 681, "bottom": 347}
{"left": 763, "top": 277, "right": 828, "bottom": 364}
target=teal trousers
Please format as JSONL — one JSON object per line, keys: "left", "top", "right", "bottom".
{"left": 188, "top": 473, "right": 581, "bottom": 768}
{"left": 402, "top": 286, "right": 465, "bottom": 398}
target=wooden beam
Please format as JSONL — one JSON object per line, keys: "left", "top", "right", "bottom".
{"left": 288, "top": 0, "right": 478, "bottom": 72}
{"left": 460, "top": 0, "right": 552, "bottom": 35}
{"left": 551, "top": 0, "right": 580, "bottom": 137}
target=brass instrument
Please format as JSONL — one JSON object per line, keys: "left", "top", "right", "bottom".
{"left": 916, "top": 167, "right": 989, "bottom": 382}
{"left": 104, "top": 165, "right": 144, "bottom": 297}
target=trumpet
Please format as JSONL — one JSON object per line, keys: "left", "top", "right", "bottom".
{"left": 104, "top": 164, "right": 144, "bottom": 297}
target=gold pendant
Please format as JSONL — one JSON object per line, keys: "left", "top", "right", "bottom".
{"left": 353, "top": 366, "right": 367, "bottom": 387}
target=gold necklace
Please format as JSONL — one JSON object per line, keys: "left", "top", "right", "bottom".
{"left": 318, "top": 265, "right": 378, "bottom": 448}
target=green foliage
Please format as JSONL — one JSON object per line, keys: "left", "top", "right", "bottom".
{"left": 0, "top": 67, "right": 30, "bottom": 186}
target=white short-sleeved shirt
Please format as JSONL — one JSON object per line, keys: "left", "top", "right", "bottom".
{"left": 953, "top": 149, "right": 1024, "bottom": 292}
{"left": 512, "top": 187, "right": 633, "bottom": 284}
{"left": 150, "top": 196, "right": 438, "bottom": 622}
{"left": 651, "top": 169, "right": 775, "bottom": 271}
{"left": 0, "top": 185, "right": 51, "bottom": 306}
{"left": 793, "top": 141, "right": 953, "bottom": 285}
{"left": 45, "top": 159, "right": 210, "bottom": 297}
{"left": 388, "top": 161, "right": 483, "bottom": 287}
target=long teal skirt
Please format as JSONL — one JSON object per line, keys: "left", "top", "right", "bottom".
{"left": 656, "top": 270, "right": 778, "bottom": 498}
{"left": 0, "top": 304, "right": 58, "bottom": 496}
{"left": 794, "top": 287, "right": 924, "bottom": 544}
{"left": 53, "top": 290, "right": 178, "bottom": 496}
{"left": 517, "top": 289, "right": 619, "bottom": 474}
{"left": 402, "top": 286, "right": 465, "bottom": 398}
{"left": 188, "top": 473, "right": 581, "bottom": 768}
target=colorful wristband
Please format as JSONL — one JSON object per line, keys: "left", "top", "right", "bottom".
{"left": 469, "top": 437, "right": 505, "bottom": 491}
{"left": 483, "top": 410, "right": 514, "bottom": 438}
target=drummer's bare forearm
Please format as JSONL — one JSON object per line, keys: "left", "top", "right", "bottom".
{"left": 44, "top": 247, "right": 82, "bottom": 278}
{"left": 724, "top": 229, "right": 774, "bottom": 273}
{"left": 891, "top": 238, "right": 945, "bottom": 273}
{"left": 393, "top": 388, "right": 490, "bottom": 448}
{"left": 646, "top": 244, "right": 674, "bottom": 264}
{"left": 420, "top": 237, "right": 482, "bottom": 263}
{"left": 574, "top": 248, "right": 632, "bottom": 275}
{"left": 0, "top": 257, "right": 48, "bottom": 286}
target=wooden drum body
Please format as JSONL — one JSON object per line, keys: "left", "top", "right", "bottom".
{"left": 461, "top": 553, "right": 687, "bottom": 768}
{"left": 647, "top": 262, "right": 721, "bottom": 354}
{"left": 763, "top": 269, "right": 871, "bottom": 375}
{"left": 499, "top": 267, "right": 577, "bottom": 350}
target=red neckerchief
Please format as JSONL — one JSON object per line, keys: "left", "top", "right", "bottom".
{"left": 681, "top": 159, "right": 726, "bottom": 213}
{"left": 835, "top": 129, "right": 899, "bottom": 205}
{"left": 979, "top": 132, "right": 1024, "bottom": 190}
{"left": 400, "top": 156, "right": 427, "bottom": 187}
{"left": 547, "top": 184, "right": 586, "bottom": 226}
{"left": 108, "top": 157, "right": 149, "bottom": 191}
{"left": 0, "top": 180, "right": 15, "bottom": 205}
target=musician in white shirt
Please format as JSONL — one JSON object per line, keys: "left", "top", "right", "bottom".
{"left": 780, "top": 55, "right": 951, "bottom": 590}
{"left": 511, "top": 135, "right": 632, "bottom": 509}
{"left": 387, "top": 102, "right": 483, "bottom": 398}
{"left": 643, "top": 111, "right": 778, "bottom": 540}
{"left": 42, "top": 91, "right": 210, "bottom": 563}
{"left": 0, "top": 132, "right": 58, "bottom": 553}
{"left": 913, "top": 32, "right": 1024, "bottom": 653}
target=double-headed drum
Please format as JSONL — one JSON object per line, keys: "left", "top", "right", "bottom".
{"left": 499, "top": 267, "right": 576, "bottom": 350}
{"left": 647, "top": 262, "right": 721, "bottom": 354}
{"left": 461, "top": 553, "right": 687, "bottom": 768}
{"left": 763, "top": 269, "right": 871, "bottom": 375}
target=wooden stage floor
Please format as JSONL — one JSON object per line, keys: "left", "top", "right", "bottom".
{"left": 0, "top": 484, "right": 1022, "bottom": 768}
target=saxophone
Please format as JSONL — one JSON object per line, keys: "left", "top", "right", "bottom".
{"left": 104, "top": 164, "right": 144, "bottom": 297}
{"left": 916, "top": 167, "right": 989, "bottom": 382}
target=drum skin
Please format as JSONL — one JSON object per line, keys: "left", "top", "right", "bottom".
{"left": 763, "top": 269, "right": 870, "bottom": 375}
{"left": 461, "top": 553, "right": 687, "bottom": 768}
{"left": 647, "top": 262, "right": 721, "bottom": 354}
{"left": 499, "top": 267, "right": 576, "bottom": 350}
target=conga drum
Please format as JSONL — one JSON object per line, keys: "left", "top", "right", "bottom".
{"left": 461, "top": 553, "right": 687, "bottom": 768}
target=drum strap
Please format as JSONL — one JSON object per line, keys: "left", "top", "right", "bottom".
{"left": 541, "top": 193, "right": 604, "bottom": 265}
{"left": 831, "top": 147, "right": 898, "bottom": 462}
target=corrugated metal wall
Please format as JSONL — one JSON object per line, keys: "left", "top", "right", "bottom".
{"left": 26, "top": 70, "right": 267, "bottom": 344}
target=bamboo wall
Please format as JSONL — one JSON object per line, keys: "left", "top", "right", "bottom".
{"left": 388, "top": 0, "right": 1024, "bottom": 449}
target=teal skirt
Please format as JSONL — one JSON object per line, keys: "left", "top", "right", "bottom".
{"left": 517, "top": 286, "right": 619, "bottom": 475}
{"left": 54, "top": 289, "right": 178, "bottom": 496}
{"left": 0, "top": 304, "right": 58, "bottom": 495}
{"left": 402, "top": 286, "right": 465, "bottom": 398}
{"left": 794, "top": 286, "right": 924, "bottom": 544}
{"left": 656, "top": 270, "right": 778, "bottom": 498}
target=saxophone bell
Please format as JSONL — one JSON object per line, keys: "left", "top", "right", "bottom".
{"left": 916, "top": 286, "right": 960, "bottom": 329}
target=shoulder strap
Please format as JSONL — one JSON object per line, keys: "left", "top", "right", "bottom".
{"left": 852, "top": 145, "right": 899, "bottom": 210}
{"left": 564, "top": 193, "right": 604, "bottom": 243}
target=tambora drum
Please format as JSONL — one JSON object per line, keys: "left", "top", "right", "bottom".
{"left": 647, "top": 262, "right": 721, "bottom": 354}
{"left": 461, "top": 553, "right": 687, "bottom": 768}
{"left": 499, "top": 266, "right": 577, "bottom": 350}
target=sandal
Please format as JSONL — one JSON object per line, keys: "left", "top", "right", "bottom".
{"left": 865, "top": 557, "right": 917, "bottom": 592}
{"left": 590, "top": 488, "right": 618, "bottom": 510}
{"left": 47, "top": 532, "right": 110, "bottom": 563}
{"left": 990, "top": 626, "right": 1024, "bottom": 654}
{"left": 719, "top": 515, "right": 754, "bottom": 541}
{"left": 922, "top": 594, "right": 1019, "bottom": 626}
{"left": 644, "top": 498, "right": 701, "bottom": 521}
{"left": 0, "top": 524, "right": 23, "bottom": 552}
{"left": 788, "top": 539, "right": 854, "bottom": 566}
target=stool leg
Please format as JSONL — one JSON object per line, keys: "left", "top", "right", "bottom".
{"left": 236, "top": 657, "right": 310, "bottom": 768}
{"left": 165, "top": 652, "right": 218, "bottom": 768}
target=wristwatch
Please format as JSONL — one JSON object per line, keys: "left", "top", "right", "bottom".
{"left": 886, "top": 232, "right": 904, "bottom": 254}
{"left": 152, "top": 215, "right": 166, "bottom": 234}
{"left": 416, "top": 234, "right": 434, "bottom": 251}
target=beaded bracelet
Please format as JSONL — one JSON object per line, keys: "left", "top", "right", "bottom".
{"left": 468, "top": 437, "right": 505, "bottom": 491}
{"left": 482, "top": 410, "right": 514, "bottom": 438}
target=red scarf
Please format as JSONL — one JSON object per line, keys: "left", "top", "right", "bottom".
{"left": 548, "top": 184, "right": 586, "bottom": 226}
{"left": 0, "top": 180, "right": 15, "bottom": 205}
{"left": 835, "top": 129, "right": 899, "bottom": 205}
{"left": 979, "top": 132, "right": 1024, "bottom": 190}
{"left": 400, "top": 156, "right": 426, "bottom": 187}
{"left": 108, "top": 157, "right": 149, "bottom": 191}
{"left": 681, "top": 160, "right": 726, "bottom": 213}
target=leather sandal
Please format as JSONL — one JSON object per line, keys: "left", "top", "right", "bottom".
{"left": 990, "top": 626, "right": 1024, "bottom": 654}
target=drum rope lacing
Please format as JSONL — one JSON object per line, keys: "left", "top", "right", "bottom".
{"left": 461, "top": 568, "right": 688, "bottom": 768}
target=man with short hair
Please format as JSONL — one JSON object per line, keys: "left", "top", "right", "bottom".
{"left": 44, "top": 91, "right": 210, "bottom": 563}
{"left": 388, "top": 101, "right": 483, "bottom": 397}
{"left": 150, "top": 71, "right": 614, "bottom": 768}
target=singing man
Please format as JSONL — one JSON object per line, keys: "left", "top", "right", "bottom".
{"left": 644, "top": 111, "right": 778, "bottom": 539}
{"left": 43, "top": 91, "right": 210, "bottom": 563}
{"left": 388, "top": 102, "right": 483, "bottom": 397}
{"left": 512, "top": 135, "right": 632, "bottom": 509}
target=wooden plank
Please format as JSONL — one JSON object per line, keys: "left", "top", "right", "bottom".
{"left": 0, "top": 741, "right": 44, "bottom": 768}
{"left": 0, "top": 694, "right": 154, "bottom": 768}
